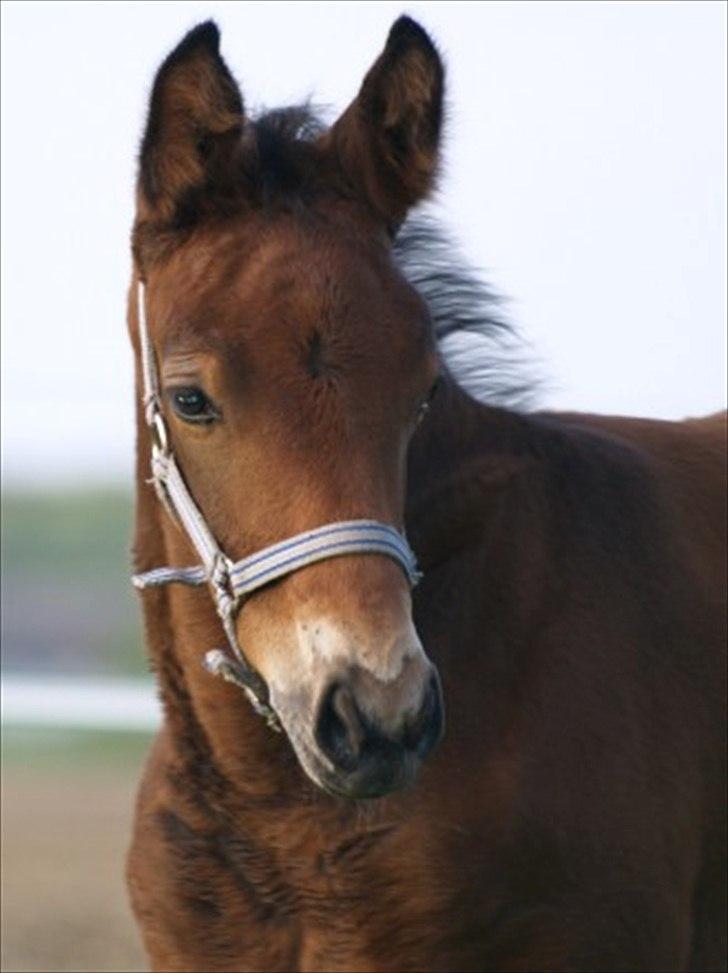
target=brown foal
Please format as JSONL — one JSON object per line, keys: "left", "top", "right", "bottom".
{"left": 127, "top": 18, "right": 726, "bottom": 972}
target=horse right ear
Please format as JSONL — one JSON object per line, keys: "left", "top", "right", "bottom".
{"left": 137, "top": 21, "right": 244, "bottom": 230}
{"left": 327, "top": 16, "right": 445, "bottom": 232}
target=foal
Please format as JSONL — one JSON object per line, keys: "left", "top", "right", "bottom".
{"left": 127, "top": 18, "right": 726, "bottom": 972}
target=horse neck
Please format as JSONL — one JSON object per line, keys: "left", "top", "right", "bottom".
{"left": 406, "top": 377, "right": 532, "bottom": 565}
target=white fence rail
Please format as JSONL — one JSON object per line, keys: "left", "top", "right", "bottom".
{"left": 1, "top": 677, "right": 161, "bottom": 731}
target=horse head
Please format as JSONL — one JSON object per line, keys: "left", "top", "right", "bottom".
{"left": 131, "top": 18, "right": 445, "bottom": 798}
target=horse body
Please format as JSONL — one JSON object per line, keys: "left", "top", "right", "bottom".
{"left": 127, "top": 18, "right": 726, "bottom": 973}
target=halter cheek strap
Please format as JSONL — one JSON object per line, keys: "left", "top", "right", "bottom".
{"left": 131, "top": 281, "right": 422, "bottom": 730}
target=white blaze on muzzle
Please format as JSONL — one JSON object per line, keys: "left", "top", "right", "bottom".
{"left": 131, "top": 281, "right": 422, "bottom": 730}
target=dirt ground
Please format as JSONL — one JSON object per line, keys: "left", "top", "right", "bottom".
{"left": 2, "top": 734, "right": 149, "bottom": 973}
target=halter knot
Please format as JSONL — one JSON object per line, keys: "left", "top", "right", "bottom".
{"left": 209, "top": 554, "right": 237, "bottom": 620}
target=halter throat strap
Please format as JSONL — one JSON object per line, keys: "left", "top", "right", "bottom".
{"left": 131, "top": 281, "right": 421, "bottom": 729}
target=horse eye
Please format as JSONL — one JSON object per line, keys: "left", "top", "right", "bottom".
{"left": 417, "top": 377, "right": 441, "bottom": 422}
{"left": 427, "top": 376, "right": 441, "bottom": 404}
{"left": 420, "top": 378, "right": 440, "bottom": 417}
{"left": 170, "top": 387, "right": 217, "bottom": 423}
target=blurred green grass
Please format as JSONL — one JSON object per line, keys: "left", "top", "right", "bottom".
{"left": 1, "top": 726, "right": 153, "bottom": 769}
{"left": 2, "top": 489, "right": 133, "bottom": 583}
{"left": 1, "top": 489, "right": 147, "bottom": 676}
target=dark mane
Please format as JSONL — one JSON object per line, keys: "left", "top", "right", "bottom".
{"left": 244, "top": 105, "right": 325, "bottom": 207}
{"left": 393, "top": 217, "right": 535, "bottom": 409}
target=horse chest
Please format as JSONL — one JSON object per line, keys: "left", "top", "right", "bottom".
{"left": 228, "top": 815, "right": 451, "bottom": 971}
{"left": 132, "top": 791, "right": 455, "bottom": 972}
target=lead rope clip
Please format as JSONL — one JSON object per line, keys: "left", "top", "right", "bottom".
{"left": 203, "top": 649, "right": 282, "bottom": 731}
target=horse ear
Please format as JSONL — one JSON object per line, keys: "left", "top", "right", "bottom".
{"left": 328, "top": 16, "right": 444, "bottom": 231}
{"left": 137, "top": 21, "right": 244, "bottom": 227}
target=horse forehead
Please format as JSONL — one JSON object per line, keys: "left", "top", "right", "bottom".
{"left": 220, "top": 216, "right": 396, "bottom": 289}
{"left": 155, "top": 224, "right": 412, "bottom": 354}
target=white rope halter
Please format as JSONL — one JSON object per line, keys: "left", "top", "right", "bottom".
{"left": 131, "top": 281, "right": 422, "bottom": 729}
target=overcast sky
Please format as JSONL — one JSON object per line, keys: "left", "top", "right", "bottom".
{"left": 1, "top": 1, "right": 725, "bottom": 486}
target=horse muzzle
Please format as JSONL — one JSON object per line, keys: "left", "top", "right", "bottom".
{"left": 308, "top": 666, "right": 444, "bottom": 799}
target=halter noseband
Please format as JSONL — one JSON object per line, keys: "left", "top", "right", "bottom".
{"left": 131, "top": 281, "right": 421, "bottom": 730}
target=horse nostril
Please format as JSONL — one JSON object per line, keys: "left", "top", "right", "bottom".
{"left": 314, "top": 683, "right": 365, "bottom": 771}
{"left": 404, "top": 673, "right": 444, "bottom": 758}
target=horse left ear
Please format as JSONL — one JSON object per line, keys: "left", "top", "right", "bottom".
{"left": 327, "top": 16, "right": 445, "bottom": 231}
{"left": 136, "top": 21, "right": 244, "bottom": 231}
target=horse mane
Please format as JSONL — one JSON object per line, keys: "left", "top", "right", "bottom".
{"left": 392, "top": 217, "right": 536, "bottom": 409}
{"left": 242, "top": 105, "right": 325, "bottom": 208}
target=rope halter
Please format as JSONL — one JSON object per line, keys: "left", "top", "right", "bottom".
{"left": 131, "top": 281, "right": 422, "bottom": 730}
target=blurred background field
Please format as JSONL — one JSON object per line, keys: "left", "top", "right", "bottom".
{"left": 2, "top": 489, "right": 153, "bottom": 972}
{"left": 2, "top": 490, "right": 143, "bottom": 677}
{"left": 2, "top": 729, "right": 149, "bottom": 973}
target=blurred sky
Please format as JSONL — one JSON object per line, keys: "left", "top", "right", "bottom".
{"left": 1, "top": 0, "right": 726, "bottom": 486}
